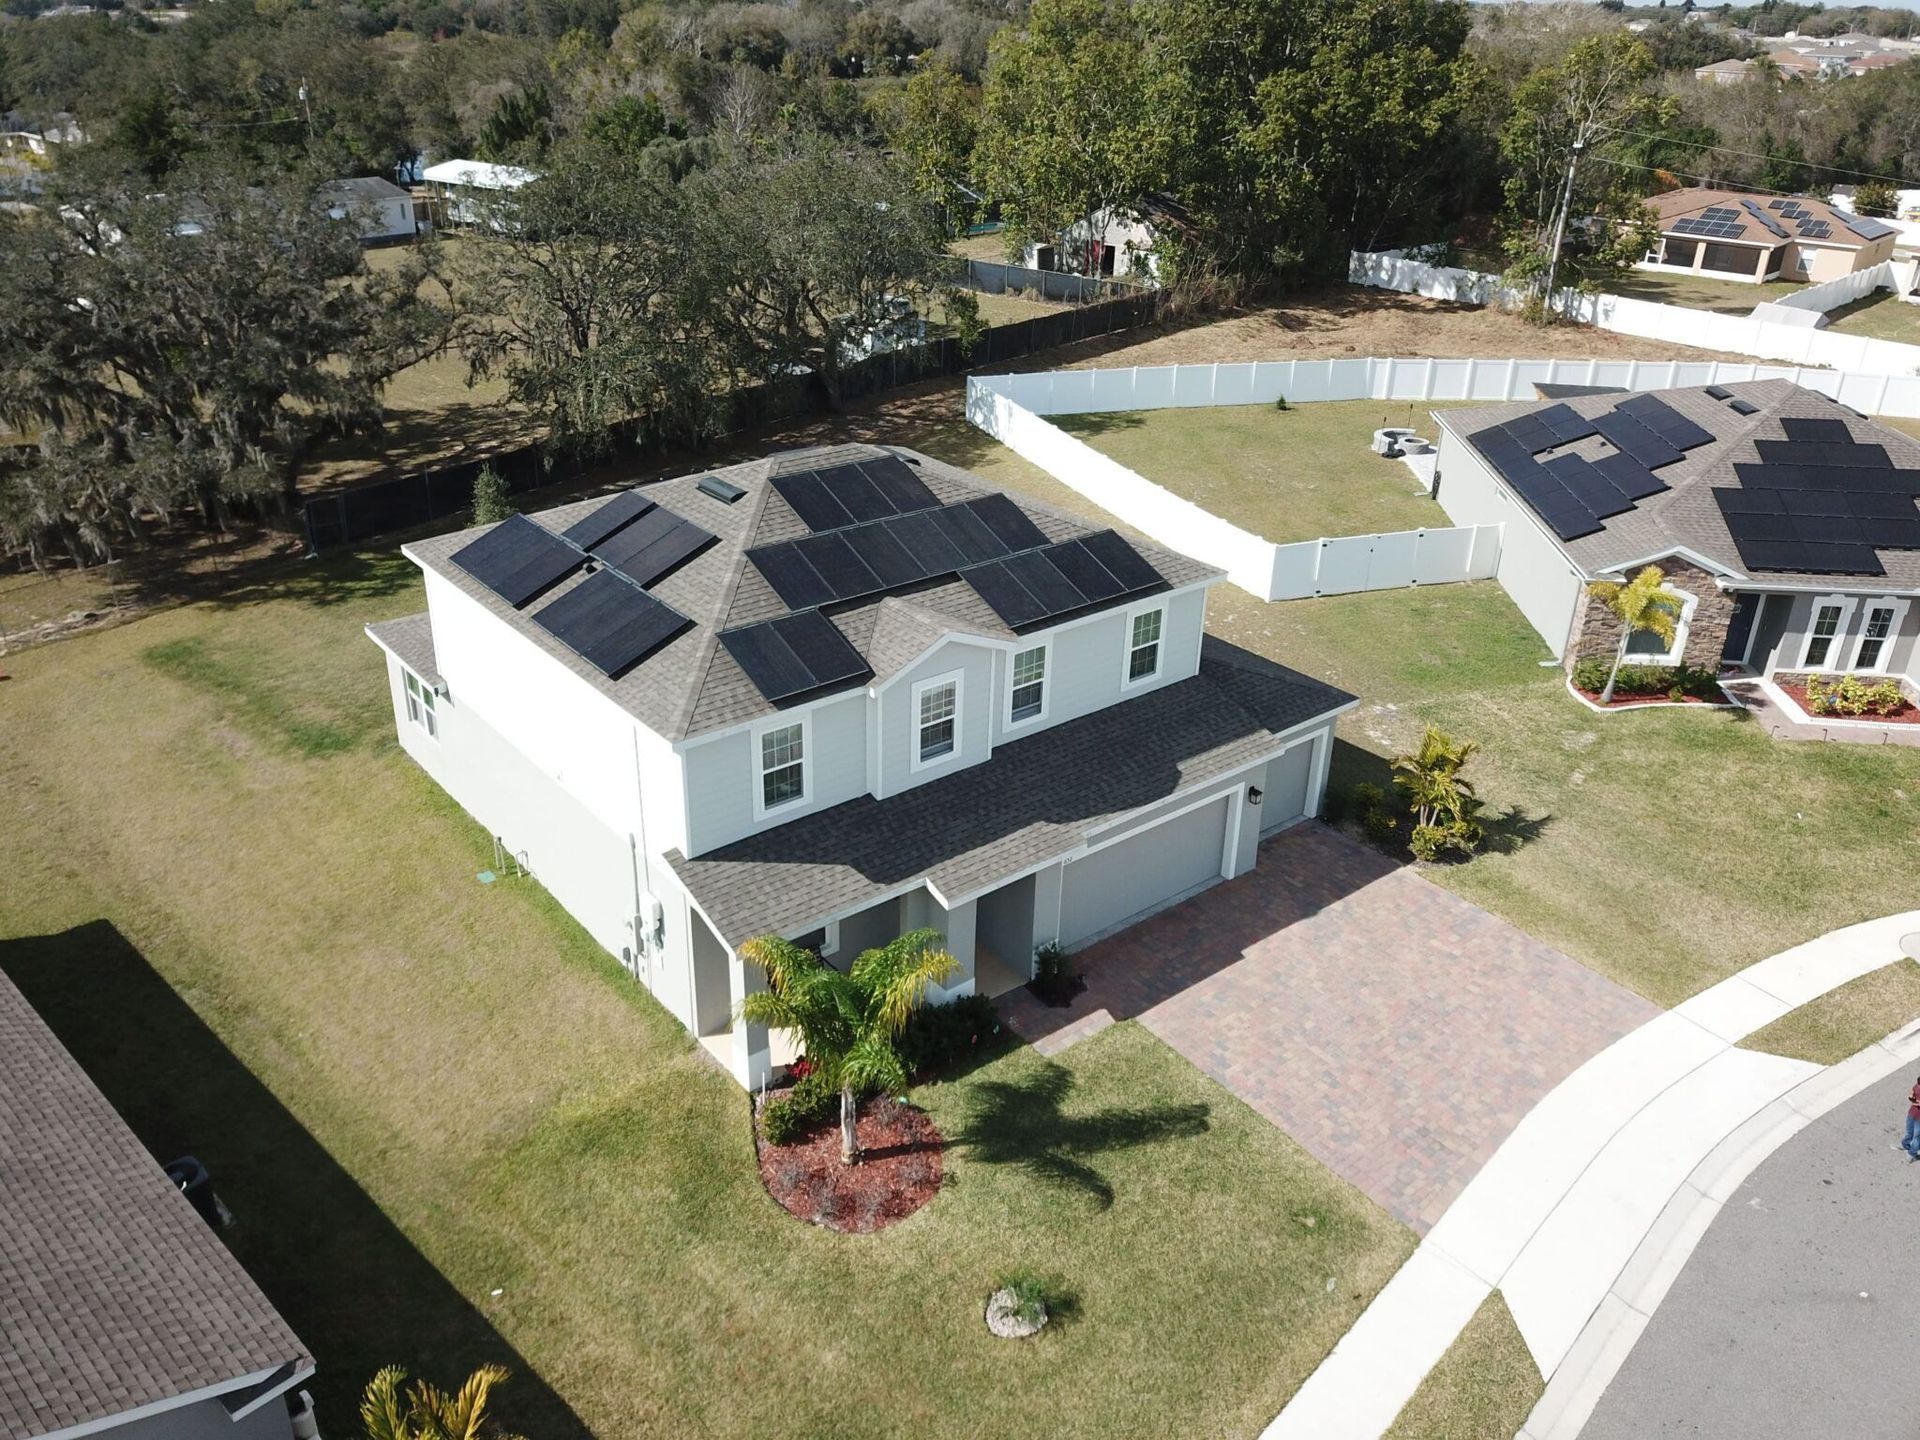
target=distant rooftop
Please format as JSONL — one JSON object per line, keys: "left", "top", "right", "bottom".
{"left": 419, "top": 158, "right": 538, "bottom": 191}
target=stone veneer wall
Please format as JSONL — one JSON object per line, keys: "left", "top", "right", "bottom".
{"left": 1565, "top": 556, "right": 1735, "bottom": 672}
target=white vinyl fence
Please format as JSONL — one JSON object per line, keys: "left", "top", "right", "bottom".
{"left": 966, "top": 355, "right": 1920, "bottom": 602}
{"left": 1350, "top": 249, "right": 1920, "bottom": 378}
{"left": 1771, "top": 262, "right": 1890, "bottom": 313}
{"left": 966, "top": 371, "right": 1502, "bottom": 601}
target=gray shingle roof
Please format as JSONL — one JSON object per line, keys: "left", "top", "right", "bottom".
{"left": 0, "top": 970, "right": 309, "bottom": 1440}
{"left": 366, "top": 611, "right": 440, "bottom": 688}
{"left": 404, "top": 444, "right": 1223, "bottom": 743}
{"left": 1441, "top": 380, "right": 1920, "bottom": 590}
{"left": 665, "top": 645, "right": 1353, "bottom": 947}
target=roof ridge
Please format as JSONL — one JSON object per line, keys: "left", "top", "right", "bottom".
{"left": 668, "top": 466, "right": 775, "bottom": 741}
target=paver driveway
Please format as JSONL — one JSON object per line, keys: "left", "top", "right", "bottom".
{"left": 999, "top": 825, "right": 1658, "bottom": 1231}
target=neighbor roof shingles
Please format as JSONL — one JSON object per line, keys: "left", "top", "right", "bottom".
{"left": 404, "top": 444, "right": 1223, "bottom": 743}
{"left": 1443, "top": 379, "right": 1920, "bottom": 589}
{"left": 0, "top": 970, "right": 309, "bottom": 1440}
{"left": 666, "top": 650, "right": 1355, "bottom": 946}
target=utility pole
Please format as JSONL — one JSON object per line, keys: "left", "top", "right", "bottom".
{"left": 298, "top": 79, "right": 313, "bottom": 139}
{"left": 1542, "top": 135, "right": 1587, "bottom": 319}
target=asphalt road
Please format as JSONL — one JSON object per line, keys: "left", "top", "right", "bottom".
{"left": 1583, "top": 1065, "right": 1920, "bottom": 1440}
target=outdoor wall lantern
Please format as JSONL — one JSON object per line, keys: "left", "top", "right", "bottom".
{"left": 1247, "top": 786, "right": 1263, "bottom": 806}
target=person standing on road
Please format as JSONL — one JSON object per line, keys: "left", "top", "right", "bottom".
{"left": 1904, "top": 1077, "right": 1920, "bottom": 1160}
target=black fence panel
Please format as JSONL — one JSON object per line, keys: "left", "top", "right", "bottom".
{"left": 301, "top": 293, "right": 1162, "bottom": 553}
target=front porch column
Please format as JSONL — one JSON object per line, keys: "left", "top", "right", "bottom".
{"left": 728, "top": 953, "right": 772, "bottom": 1090}
{"left": 926, "top": 897, "right": 977, "bottom": 1005}
{"left": 1031, "top": 863, "right": 1064, "bottom": 951}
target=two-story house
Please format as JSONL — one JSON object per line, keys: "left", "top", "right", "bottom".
{"left": 367, "top": 444, "right": 1353, "bottom": 1086}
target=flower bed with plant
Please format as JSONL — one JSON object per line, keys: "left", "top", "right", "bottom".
{"left": 1569, "top": 658, "right": 1724, "bottom": 706}
{"left": 1335, "top": 724, "right": 1488, "bottom": 864}
{"left": 1779, "top": 672, "right": 1919, "bottom": 723}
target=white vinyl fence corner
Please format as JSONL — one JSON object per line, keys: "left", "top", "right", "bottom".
{"left": 1350, "top": 248, "right": 1920, "bottom": 379}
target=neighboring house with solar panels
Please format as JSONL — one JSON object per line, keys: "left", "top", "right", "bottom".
{"left": 366, "top": 445, "right": 1353, "bottom": 1086}
{"left": 1430, "top": 379, "right": 1920, "bottom": 699}
{"left": 1636, "top": 188, "right": 1899, "bottom": 284}
{"left": 0, "top": 968, "right": 316, "bottom": 1440}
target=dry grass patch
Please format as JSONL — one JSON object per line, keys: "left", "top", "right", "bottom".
{"left": 1605, "top": 272, "right": 1808, "bottom": 315}
{"left": 1385, "top": 1290, "right": 1541, "bottom": 1440}
{"left": 1741, "top": 959, "right": 1920, "bottom": 1066}
{"left": 1822, "top": 290, "right": 1920, "bottom": 346}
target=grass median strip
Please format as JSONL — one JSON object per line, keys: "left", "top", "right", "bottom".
{"left": 1385, "top": 1290, "right": 1542, "bottom": 1440}
{"left": 1740, "top": 959, "right": 1920, "bottom": 1067}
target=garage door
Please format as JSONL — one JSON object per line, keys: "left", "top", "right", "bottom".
{"left": 1059, "top": 796, "right": 1229, "bottom": 947}
{"left": 1261, "top": 742, "right": 1314, "bottom": 835}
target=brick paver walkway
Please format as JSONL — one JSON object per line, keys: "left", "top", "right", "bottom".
{"left": 998, "top": 825, "right": 1658, "bottom": 1232}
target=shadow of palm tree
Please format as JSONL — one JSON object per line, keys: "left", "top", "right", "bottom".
{"left": 1481, "top": 804, "right": 1553, "bottom": 856}
{"left": 949, "top": 1060, "right": 1209, "bottom": 1209}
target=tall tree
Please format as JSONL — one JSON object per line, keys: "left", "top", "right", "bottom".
{"left": 0, "top": 156, "right": 447, "bottom": 564}
{"left": 739, "top": 930, "right": 956, "bottom": 1164}
{"left": 887, "top": 58, "right": 981, "bottom": 239}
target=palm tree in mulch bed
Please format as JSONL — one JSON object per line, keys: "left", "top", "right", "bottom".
{"left": 1586, "top": 565, "right": 1687, "bottom": 705}
{"left": 740, "top": 928, "right": 956, "bottom": 1165}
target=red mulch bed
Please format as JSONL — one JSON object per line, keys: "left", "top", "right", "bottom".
{"left": 1777, "top": 681, "right": 1920, "bottom": 724}
{"left": 755, "top": 1093, "right": 944, "bottom": 1233}
{"left": 1572, "top": 684, "right": 1724, "bottom": 710}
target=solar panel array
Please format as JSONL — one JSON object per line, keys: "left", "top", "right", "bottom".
{"left": 1740, "top": 198, "right": 1789, "bottom": 239}
{"left": 960, "top": 530, "right": 1167, "bottom": 632}
{"left": 770, "top": 454, "right": 941, "bottom": 532}
{"left": 1671, "top": 206, "right": 1747, "bottom": 240}
{"left": 530, "top": 568, "right": 691, "bottom": 678}
{"left": 1759, "top": 196, "right": 1840, "bottom": 240}
{"left": 747, "top": 495, "right": 1051, "bottom": 610}
{"left": 449, "top": 490, "right": 715, "bottom": 679}
{"left": 720, "top": 610, "right": 872, "bottom": 705}
{"left": 1712, "top": 415, "right": 1920, "bottom": 575}
{"left": 1468, "top": 394, "right": 1716, "bottom": 542}
{"left": 449, "top": 515, "right": 582, "bottom": 608}
{"left": 1838, "top": 209, "right": 1898, "bottom": 242}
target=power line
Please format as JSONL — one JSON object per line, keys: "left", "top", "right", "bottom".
{"left": 1586, "top": 149, "right": 1920, "bottom": 200}
{"left": 1590, "top": 123, "right": 1920, "bottom": 191}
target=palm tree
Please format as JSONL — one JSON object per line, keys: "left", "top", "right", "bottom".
{"left": 1391, "top": 725, "right": 1480, "bottom": 834}
{"left": 360, "top": 1364, "right": 521, "bottom": 1440}
{"left": 740, "top": 928, "right": 956, "bottom": 1164}
{"left": 1586, "top": 565, "right": 1686, "bottom": 705}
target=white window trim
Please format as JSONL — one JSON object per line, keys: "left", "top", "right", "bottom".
{"left": 1006, "top": 643, "right": 1050, "bottom": 731}
{"left": 1797, "top": 594, "right": 1858, "bottom": 672}
{"left": 1847, "top": 596, "right": 1909, "bottom": 673}
{"left": 1619, "top": 587, "right": 1697, "bottom": 669}
{"left": 751, "top": 712, "right": 812, "bottom": 822}
{"left": 910, "top": 670, "right": 965, "bottom": 774}
{"left": 401, "top": 666, "right": 439, "bottom": 742}
{"left": 1120, "top": 602, "right": 1166, "bottom": 689}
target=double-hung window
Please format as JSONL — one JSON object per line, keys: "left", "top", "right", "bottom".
{"left": 917, "top": 678, "right": 958, "bottom": 765}
{"left": 1126, "top": 607, "right": 1164, "bottom": 684}
{"left": 1802, "top": 599, "right": 1849, "bottom": 669}
{"left": 1010, "top": 645, "right": 1047, "bottom": 724}
{"left": 1853, "top": 600, "right": 1902, "bottom": 671}
{"left": 402, "top": 669, "right": 438, "bottom": 740}
{"left": 759, "top": 722, "right": 805, "bottom": 812}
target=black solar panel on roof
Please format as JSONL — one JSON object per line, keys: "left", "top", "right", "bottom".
{"left": 751, "top": 541, "right": 838, "bottom": 610}
{"left": 1542, "top": 454, "right": 1632, "bottom": 517}
{"left": 1594, "top": 411, "right": 1684, "bottom": 470}
{"left": 1800, "top": 219, "right": 1832, "bottom": 240}
{"left": 720, "top": 618, "right": 813, "bottom": 703}
{"left": 770, "top": 609, "right": 869, "bottom": 693}
{"left": 1755, "top": 439, "right": 1891, "bottom": 469}
{"left": 795, "top": 531, "right": 881, "bottom": 597}
{"left": 1838, "top": 210, "right": 1897, "bottom": 242}
{"left": 964, "top": 494, "right": 1051, "bottom": 553}
{"left": 1780, "top": 417, "right": 1858, "bottom": 446}
{"left": 531, "top": 568, "right": 690, "bottom": 677}
{"left": 697, "top": 475, "right": 746, "bottom": 504}
{"left": 1535, "top": 404, "right": 1599, "bottom": 445}
{"left": 811, "top": 462, "right": 893, "bottom": 523}
{"left": 449, "top": 514, "right": 581, "bottom": 609}
{"left": 1729, "top": 399, "right": 1760, "bottom": 416}
{"left": 845, "top": 522, "right": 928, "bottom": 589}
{"left": 930, "top": 503, "right": 1006, "bottom": 565}
{"left": 1620, "top": 395, "right": 1716, "bottom": 451}
{"left": 561, "top": 490, "right": 654, "bottom": 550}
{"left": 1591, "top": 452, "right": 1669, "bottom": 502}
{"left": 770, "top": 469, "right": 856, "bottom": 531}
{"left": 960, "top": 529, "right": 1167, "bottom": 632}
{"left": 884, "top": 508, "right": 968, "bottom": 574}
{"left": 1705, "top": 386, "right": 1733, "bottom": 401}
{"left": 595, "top": 510, "right": 716, "bottom": 589}
{"left": 855, "top": 455, "right": 941, "bottom": 515}
{"left": 1741, "top": 199, "right": 1790, "bottom": 238}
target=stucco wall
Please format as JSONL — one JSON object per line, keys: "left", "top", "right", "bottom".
{"left": 1433, "top": 426, "right": 1584, "bottom": 656}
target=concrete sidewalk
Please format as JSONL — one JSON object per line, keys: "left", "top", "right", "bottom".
{"left": 1261, "top": 908, "right": 1920, "bottom": 1440}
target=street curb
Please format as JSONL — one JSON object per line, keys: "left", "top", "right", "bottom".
{"left": 1516, "top": 1020, "right": 1920, "bottom": 1440}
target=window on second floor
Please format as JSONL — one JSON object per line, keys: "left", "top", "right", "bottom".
{"left": 916, "top": 676, "right": 958, "bottom": 767}
{"left": 1126, "top": 607, "right": 1164, "bottom": 684}
{"left": 1010, "top": 645, "right": 1047, "bottom": 725}
{"left": 402, "top": 669, "right": 438, "bottom": 740}
{"left": 760, "top": 722, "right": 805, "bottom": 812}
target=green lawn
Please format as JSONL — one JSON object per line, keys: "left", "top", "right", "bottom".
{"left": 1741, "top": 959, "right": 1920, "bottom": 1066}
{"left": 0, "top": 548, "right": 1413, "bottom": 1440}
{"left": 1385, "top": 1291, "right": 1541, "bottom": 1440}
{"left": 1821, "top": 290, "right": 1920, "bottom": 346}
{"left": 1055, "top": 402, "right": 1459, "bottom": 544}
{"left": 1606, "top": 271, "right": 1808, "bottom": 314}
